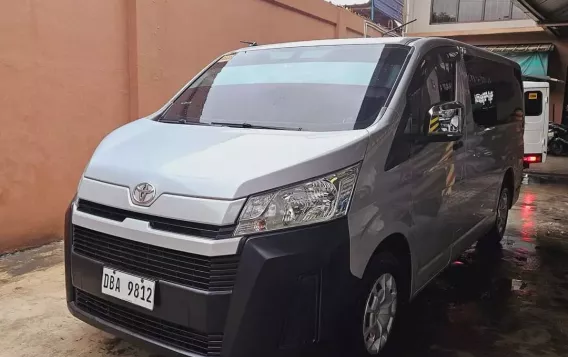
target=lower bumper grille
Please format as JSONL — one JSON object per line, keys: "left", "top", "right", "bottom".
{"left": 72, "top": 225, "right": 239, "bottom": 292}
{"left": 75, "top": 289, "right": 222, "bottom": 356}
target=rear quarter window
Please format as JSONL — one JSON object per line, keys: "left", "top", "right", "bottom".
{"left": 465, "top": 54, "right": 523, "bottom": 127}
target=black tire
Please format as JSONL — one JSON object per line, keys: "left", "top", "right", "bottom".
{"left": 482, "top": 185, "right": 510, "bottom": 244}
{"left": 549, "top": 140, "right": 563, "bottom": 156}
{"left": 344, "top": 252, "right": 407, "bottom": 357}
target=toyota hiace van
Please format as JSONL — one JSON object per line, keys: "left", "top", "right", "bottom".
{"left": 65, "top": 37, "right": 524, "bottom": 357}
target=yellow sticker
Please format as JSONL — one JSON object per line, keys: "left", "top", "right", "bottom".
{"left": 528, "top": 93, "right": 538, "bottom": 100}
{"left": 218, "top": 53, "right": 236, "bottom": 63}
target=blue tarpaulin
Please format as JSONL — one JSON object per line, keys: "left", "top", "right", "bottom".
{"left": 479, "top": 44, "right": 553, "bottom": 77}
{"left": 501, "top": 52, "right": 549, "bottom": 77}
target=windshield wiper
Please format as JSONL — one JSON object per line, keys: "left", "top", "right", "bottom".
{"left": 210, "top": 122, "right": 302, "bottom": 131}
{"left": 159, "top": 118, "right": 212, "bottom": 126}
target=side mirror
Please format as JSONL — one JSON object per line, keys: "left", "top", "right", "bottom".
{"left": 425, "top": 101, "right": 464, "bottom": 141}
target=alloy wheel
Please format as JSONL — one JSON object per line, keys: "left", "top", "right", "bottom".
{"left": 362, "top": 273, "right": 398, "bottom": 355}
{"left": 496, "top": 189, "right": 509, "bottom": 237}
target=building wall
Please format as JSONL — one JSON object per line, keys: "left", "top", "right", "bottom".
{"left": 405, "top": 0, "right": 544, "bottom": 37}
{"left": 0, "top": 0, "right": 131, "bottom": 252}
{"left": 0, "top": 0, "right": 382, "bottom": 252}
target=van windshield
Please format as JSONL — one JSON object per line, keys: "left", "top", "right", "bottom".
{"left": 159, "top": 44, "right": 410, "bottom": 131}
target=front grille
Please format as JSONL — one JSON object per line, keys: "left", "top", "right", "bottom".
{"left": 76, "top": 200, "right": 236, "bottom": 239}
{"left": 72, "top": 226, "right": 239, "bottom": 292}
{"left": 75, "top": 289, "right": 222, "bottom": 356}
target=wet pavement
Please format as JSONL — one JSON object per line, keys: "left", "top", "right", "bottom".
{"left": 1, "top": 175, "right": 568, "bottom": 357}
{"left": 390, "top": 174, "right": 568, "bottom": 357}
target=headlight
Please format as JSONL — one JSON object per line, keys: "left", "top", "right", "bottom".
{"left": 234, "top": 164, "right": 360, "bottom": 236}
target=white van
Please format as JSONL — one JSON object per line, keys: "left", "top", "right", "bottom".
{"left": 65, "top": 37, "right": 524, "bottom": 357}
{"left": 523, "top": 81, "right": 549, "bottom": 166}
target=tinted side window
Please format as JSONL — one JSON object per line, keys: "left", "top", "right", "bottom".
{"left": 524, "top": 91, "right": 543, "bottom": 116}
{"left": 385, "top": 47, "right": 458, "bottom": 170}
{"left": 407, "top": 47, "right": 458, "bottom": 135}
{"left": 465, "top": 54, "right": 523, "bottom": 127}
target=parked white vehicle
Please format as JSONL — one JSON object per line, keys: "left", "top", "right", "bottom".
{"left": 523, "top": 81, "right": 550, "bottom": 166}
{"left": 64, "top": 38, "right": 524, "bottom": 357}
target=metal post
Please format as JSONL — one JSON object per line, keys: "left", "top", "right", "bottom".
{"left": 371, "top": 0, "right": 375, "bottom": 22}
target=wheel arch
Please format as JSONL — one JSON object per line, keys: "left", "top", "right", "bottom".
{"left": 366, "top": 233, "right": 413, "bottom": 302}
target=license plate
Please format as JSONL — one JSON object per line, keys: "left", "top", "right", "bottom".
{"left": 101, "top": 267, "right": 155, "bottom": 310}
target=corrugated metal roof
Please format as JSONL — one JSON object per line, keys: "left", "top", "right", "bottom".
{"left": 480, "top": 43, "right": 555, "bottom": 53}
{"left": 517, "top": 0, "right": 568, "bottom": 21}
{"left": 516, "top": 0, "right": 568, "bottom": 37}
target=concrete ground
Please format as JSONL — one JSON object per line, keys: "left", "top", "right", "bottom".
{"left": 2, "top": 176, "right": 568, "bottom": 357}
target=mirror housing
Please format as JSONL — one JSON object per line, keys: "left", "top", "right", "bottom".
{"left": 425, "top": 101, "right": 464, "bottom": 142}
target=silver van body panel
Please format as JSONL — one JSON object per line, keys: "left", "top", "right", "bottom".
{"left": 347, "top": 107, "right": 413, "bottom": 279}
{"left": 347, "top": 38, "right": 523, "bottom": 297}
{"left": 84, "top": 118, "right": 369, "bottom": 200}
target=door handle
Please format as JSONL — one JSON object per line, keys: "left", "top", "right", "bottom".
{"left": 453, "top": 140, "right": 464, "bottom": 151}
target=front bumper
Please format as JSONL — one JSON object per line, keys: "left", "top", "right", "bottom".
{"left": 64, "top": 204, "right": 355, "bottom": 357}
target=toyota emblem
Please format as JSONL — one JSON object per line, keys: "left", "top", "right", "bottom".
{"left": 132, "top": 183, "right": 156, "bottom": 205}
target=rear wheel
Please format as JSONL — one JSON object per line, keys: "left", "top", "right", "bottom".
{"left": 483, "top": 185, "right": 510, "bottom": 243}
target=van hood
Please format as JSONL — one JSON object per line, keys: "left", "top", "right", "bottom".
{"left": 83, "top": 119, "right": 369, "bottom": 200}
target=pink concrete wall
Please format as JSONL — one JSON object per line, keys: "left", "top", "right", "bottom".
{"left": 0, "top": 0, "right": 381, "bottom": 252}
{"left": 0, "top": 0, "right": 130, "bottom": 252}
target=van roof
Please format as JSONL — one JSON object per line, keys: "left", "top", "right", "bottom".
{"left": 235, "top": 37, "right": 417, "bottom": 52}
{"left": 233, "top": 37, "right": 521, "bottom": 70}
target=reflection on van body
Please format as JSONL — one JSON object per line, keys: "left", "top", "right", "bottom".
{"left": 64, "top": 37, "right": 524, "bottom": 357}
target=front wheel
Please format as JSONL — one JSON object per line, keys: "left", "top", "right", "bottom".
{"left": 362, "top": 273, "right": 398, "bottom": 354}
{"left": 346, "top": 252, "right": 406, "bottom": 356}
